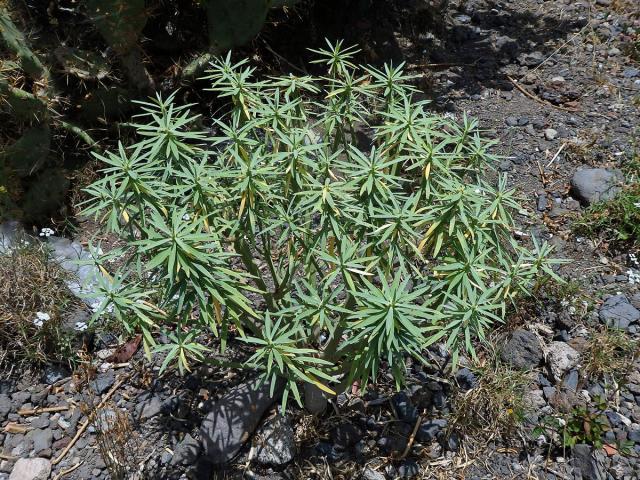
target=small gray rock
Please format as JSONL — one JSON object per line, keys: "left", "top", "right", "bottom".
{"left": 524, "top": 389, "right": 547, "bottom": 410}
{"left": 303, "top": 383, "right": 327, "bottom": 415}
{"left": 140, "top": 396, "right": 163, "bottom": 420}
{"left": 416, "top": 419, "right": 447, "bottom": 443}
{"left": 330, "top": 423, "right": 363, "bottom": 449}
{"left": 30, "top": 429, "right": 53, "bottom": 455}
{"left": 253, "top": 415, "right": 295, "bottom": 466}
{"left": 8, "top": 458, "right": 51, "bottom": 480}
{"left": 0, "top": 395, "right": 11, "bottom": 420}
{"left": 90, "top": 370, "right": 115, "bottom": 395}
{"left": 455, "top": 368, "right": 477, "bottom": 391}
{"left": 570, "top": 168, "right": 622, "bottom": 205}
{"left": 47, "top": 236, "right": 105, "bottom": 308}
{"left": 0, "top": 221, "right": 26, "bottom": 255}
{"left": 563, "top": 370, "right": 579, "bottom": 392}
{"left": 171, "top": 434, "right": 200, "bottom": 466}
{"left": 30, "top": 416, "right": 50, "bottom": 430}
{"left": 537, "top": 194, "right": 548, "bottom": 212}
{"left": 599, "top": 295, "right": 640, "bottom": 330}
{"left": 397, "top": 459, "right": 419, "bottom": 478}
{"left": 501, "top": 329, "right": 542, "bottom": 369}
{"left": 361, "top": 467, "right": 386, "bottom": 480}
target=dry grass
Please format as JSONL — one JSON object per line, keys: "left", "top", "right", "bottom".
{"left": 450, "top": 355, "right": 534, "bottom": 445}
{"left": 583, "top": 327, "right": 639, "bottom": 383}
{"left": 0, "top": 239, "right": 80, "bottom": 365}
{"left": 85, "top": 401, "right": 141, "bottom": 480}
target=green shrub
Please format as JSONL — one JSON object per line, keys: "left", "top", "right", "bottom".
{"left": 81, "top": 42, "right": 561, "bottom": 407}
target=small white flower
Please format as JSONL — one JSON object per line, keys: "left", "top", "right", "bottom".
{"left": 634, "top": 202, "right": 640, "bottom": 208}
{"left": 628, "top": 269, "right": 640, "bottom": 285}
{"left": 182, "top": 213, "right": 191, "bottom": 221}
{"left": 74, "top": 321, "right": 88, "bottom": 332}
{"left": 568, "top": 306, "right": 576, "bottom": 315}
{"left": 39, "top": 227, "right": 55, "bottom": 238}
{"left": 33, "top": 318, "right": 44, "bottom": 328}
{"left": 36, "top": 312, "right": 50, "bottom": 321}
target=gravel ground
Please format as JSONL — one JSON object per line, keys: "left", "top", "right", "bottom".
{"left": 1, "top": 0, "right": 639, "bottom": 479}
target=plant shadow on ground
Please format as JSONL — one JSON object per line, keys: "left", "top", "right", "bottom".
{"left": 257, "top": 0, "right": 588, "bottom": 99}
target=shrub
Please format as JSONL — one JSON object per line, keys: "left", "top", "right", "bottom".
{"left": 81, "top": 41, "right": 561, "bottom": 407}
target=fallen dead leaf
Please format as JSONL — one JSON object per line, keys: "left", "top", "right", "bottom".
{"left": 105, "top": 334, "right": 142, "bottom": 363}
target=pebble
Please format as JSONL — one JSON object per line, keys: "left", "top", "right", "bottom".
{"left": 623, "top": 67, "right": 639, "bottom": 78}
{"left": 544, "top": 128, "right": 559, "bottom": 140}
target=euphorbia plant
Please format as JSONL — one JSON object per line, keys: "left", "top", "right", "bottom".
{"left": 82, "top": 41, "right": 561, "bottom": 409}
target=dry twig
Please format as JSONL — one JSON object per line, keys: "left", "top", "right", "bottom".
{"left": 52, "top": 373, "right": 129, "bottom": 465}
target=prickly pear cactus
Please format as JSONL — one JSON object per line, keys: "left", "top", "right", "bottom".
{"left": 0, "top": 7, "right": 48, "bottom": 81}
{"left": 21, "top": 168, "right": 70, "bottom": 222}
{"left": 203, "top": 0, "right": 301, "bottom": 52}
{"left": 86, "top": 0, "right": 147, "bottom": 54}
{"left": 0, "top": 125, "right": 51, "bottom": 178}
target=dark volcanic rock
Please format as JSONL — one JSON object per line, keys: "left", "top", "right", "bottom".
{"left": 599, "top": 295, "right": 640, "bottom": 330}
{"left": 330, "top": 423, "right": 363, "bottom": 450}
{"left": 500, "top": 329, "right": 542, "bottom": 369}
{"left": 572, "top": 444, "right": 604, "bottom": 480}
{"left": 416, "top": 419, "right": 447, "bottom": 443}
{"left": 253, "top": 415, "right": 295, "bottom": 466}
{"left": 391, "top": 391, "right": 418, "bottom": 423}
{"left": 171, "top": 434, "right": 201, "bottom": 466}
{"left": 200, "top": 377, "right": 283, "bottom": 464}
{"left": 455, "top": 368, "right": 477, "bottom": 391}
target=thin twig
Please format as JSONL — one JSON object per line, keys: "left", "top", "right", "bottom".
{"left": 546, "top": 142, "right": 567, "bottom": 168}
{"left": 507, "top": 76, "right": 580, "bottom": 112}
{"left": 18, "top": 405, "right": 69, "bottom": 416}
{"left": 399, "top": 415, "right": 422, "bottom": 460}
{"left": 52, "top": 374, "right": 129, "bottom": 465}
{"left": 52, "top": 461, "right": 82, "bottom": 480}
{"left": 262, "top": 41, "right": 308, "bottom": 75}
{"left": 536, "top": 159, "right": 547, "bottom": 186}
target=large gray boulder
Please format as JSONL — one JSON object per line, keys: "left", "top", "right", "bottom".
{"left": 47, "top": 236, "right": 104, "bottom": 308}
{"left": 9, "top": 458, "right": 51, "bottom": 480}
{"left": 200, "top": 376, "right": 284, "bottom": 465}
{"left": 570, "top": 168, "right": 622, "bottom": 205}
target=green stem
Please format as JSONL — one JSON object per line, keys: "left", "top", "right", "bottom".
{"left": 58, "top": 120, "right": 100, "bottom": 150}
{"left": 234, "top": 236, "right": 274, "bottom": 310}
{"left": 0, "top": 8, "right": 50, "bottom": 82}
